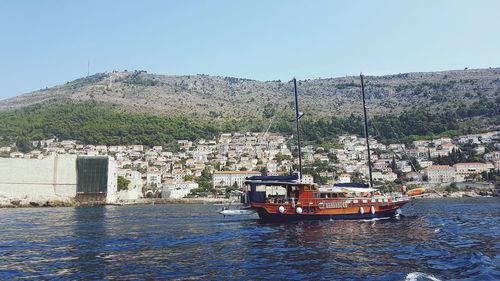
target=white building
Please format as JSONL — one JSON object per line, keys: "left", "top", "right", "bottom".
{"left": 146, "top": 171, "right": 162, "bottom": 187}
{"left": 425, "top": 165, "right": 455, "bottom": 183}
{"left": 338, "top": 173, "right": 351, "bottom": 183}
{"left": 117, "top": 169, "right": 143, "bottom": 200}
{"left": 453, "top": 162, "right": 493, "bottom": 182}
{"left": 301, "top": 174, "right": 314, "bottom": 184}
{"left": 162, "top": 182, "right": 199, "bottom": 199}
{"left": 213, "top": 171, "right": 261, "bottom": 188}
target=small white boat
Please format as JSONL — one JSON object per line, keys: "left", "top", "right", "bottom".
{"left": 218, "top": 208, "right": 256, "bottom": 216}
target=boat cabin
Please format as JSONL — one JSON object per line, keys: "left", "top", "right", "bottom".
{"left": 243, "top": 174, "right": 318, "bottom": 205}
{"left": 243, "top": 174, "right": 384, "bottom": 206}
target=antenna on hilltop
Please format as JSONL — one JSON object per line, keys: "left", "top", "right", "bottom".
{"left": 87, "top": 60, "right": 90, "bottom": 77}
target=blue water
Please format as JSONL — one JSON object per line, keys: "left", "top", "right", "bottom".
{"left": 0, "top": 198, "right": 499, "bottom": 280}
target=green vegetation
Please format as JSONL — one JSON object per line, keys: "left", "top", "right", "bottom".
{"left": 0, "top": 102, "right": 219, "bottom": 146}
{"left": 263, "top": 103, "right": 276, "bottom": 118}
{"left": 445, "top": 183, "right": 459, "bottom": 193}
{"left": 0, "top": 97, "right": 497, "bottom": 148}
{"left": 15, "top": 137, "right": 33, "bottom": 153}
{"left": 66, "top": 73, "right": 108, "bottom": 88}
{"left": 189, "top": 168, "right": 214, "bottom": 196}
{"left": 432, "top": 144, "right": 484, "bottom": 165}
{"left": 123, "top": 78, "right": 159, "bottom": 86}
{"left": 117, "top": 176, "right": 130, "bottom": 191}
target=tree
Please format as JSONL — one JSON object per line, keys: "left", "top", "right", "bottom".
{"left": 16, "top": 137, "right": 32, "bottom": 153}
{"left": 195, "top": 168, "right": 213, "bottom": 192}
{"left": 445, "top": 183, "right": 458, "bottom": 192}
{"left": 259, "top": 167, "right": 268, "bottom": 176}
{"left": 117, "top": 176, "right": 130, "bottom": 191}
{"left": 275, "top": 152, "right": 291, "bottom": 162}
{"left": 409, "top": 157, "right": 421, "bottom": 171}
{"left": 225, "top": 182, "right": 240, "bottom": 198}
{"left": 263, "top": 103, "right": 276, "bottom": 118}
{"left": 390, "top": 156, "right": 397, "bottom": 172}
{"left": 351, "top": 171, "right": 365, "bottom": 184}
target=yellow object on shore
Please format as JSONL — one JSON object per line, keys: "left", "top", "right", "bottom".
{"left": 407, "top": 187, "right": 426, "bottom": 196}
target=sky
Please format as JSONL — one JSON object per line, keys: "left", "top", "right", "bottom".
{"left": 1, "top": 0, "right": 499, "bottom": 100}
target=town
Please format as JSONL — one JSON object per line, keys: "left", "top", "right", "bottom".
{"left": 1, "top": 128, "right": 499, "bottom": 206}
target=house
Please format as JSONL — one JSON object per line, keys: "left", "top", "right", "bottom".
{"left": 146, "top": 170, "right": 162, "bottom": 187}
{"left": 417, "top": 160, "right": 433, "bottom": 169}
{"left": 10, "top": 152, "right": 24, "bottom": 158}
{"left": 383, "top": 172, "right": 398, "bottom": 182}
{"left": 301, "top": 174, "right": 314, "bottom": 184}
{"left": 406, "top": 172, "right": 423, "bottom": 181}
{"left": 338, "top": 173, "right": 351, "bottom": 183}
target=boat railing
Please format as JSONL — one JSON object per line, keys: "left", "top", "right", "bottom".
{"left": 269, "top": 196, "right": 399, "bottom": 207}
{"left": 265, "top": 194, "right": 407, "bottom": 207}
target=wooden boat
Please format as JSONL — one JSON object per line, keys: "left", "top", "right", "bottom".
{"left": 238, "top": 75, "right": 421, "bottom": 221}
{"left": 242, "top": 174, "right": 411, "bottom": 222}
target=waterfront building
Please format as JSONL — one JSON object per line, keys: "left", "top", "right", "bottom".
{"left": 425, "top": 165, "right": 456, "bottom": 183}
{"left": 213, "top": 171, "right": 261, "bottom": 188}
{"left": 453, "top": 162, "right": 494, "bottom": 182}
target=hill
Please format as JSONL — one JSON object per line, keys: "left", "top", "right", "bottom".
{"left": 1, "top": 68, "right": 499, "bottom": 120}
{"left": 0, "top": 68, "right": 498, "bottom": 147}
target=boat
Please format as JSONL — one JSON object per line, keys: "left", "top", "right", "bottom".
{"left": 242, "top": 173, "right": 412, "bottom": 222}
{"left": 234, "top": 75, "right": 421, "bottom": 222}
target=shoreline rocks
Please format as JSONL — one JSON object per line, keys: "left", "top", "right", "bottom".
{"left": 0, "top": 196, "right": 78, "bottom": 208}
{"left": 0, "top": 196, "right": 233, "bottom": 208}
{"left": 425, "top": 189, "right": 494, "bottom": 198}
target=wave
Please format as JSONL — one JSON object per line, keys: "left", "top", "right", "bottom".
{"left": 405, "top": 272, "right": 442, "bottom": 281}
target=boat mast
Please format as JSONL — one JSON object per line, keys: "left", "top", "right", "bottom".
{"left": 360, "top": 74, "right": 374, "bottom": 188}
{"left": 293, "top": 78, "right": 303, "bottom": 180}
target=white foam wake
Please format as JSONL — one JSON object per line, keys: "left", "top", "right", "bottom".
{"left": 405, "top": 272, "right": 442, "bottom": 281}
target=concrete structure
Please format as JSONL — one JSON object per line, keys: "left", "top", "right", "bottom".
{"left": 213, "top": 171, "right": 261, "bottom": 188}
{"left": 117, "top": 169, "right": 143, "bottom": 201}
{"left": 76, "top": 156, "right": 118, "bottom": 204}
{"left": 0, "top": 154, "right": 77, "bottom": 201}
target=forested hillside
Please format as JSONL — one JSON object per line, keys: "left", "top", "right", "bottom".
{"left": 1, "top": 99, "right": 497, "bottom": 147}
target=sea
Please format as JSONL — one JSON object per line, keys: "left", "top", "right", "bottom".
{"left": 0, "top": 198, "right": 499, "bottom": 281}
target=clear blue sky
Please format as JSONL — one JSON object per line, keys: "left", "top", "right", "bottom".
{"left": 1, "top": 0, "right": 499, "bottom": 100}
